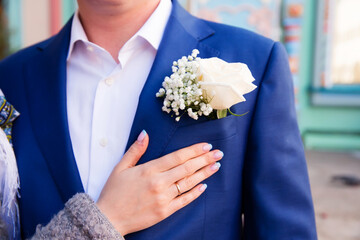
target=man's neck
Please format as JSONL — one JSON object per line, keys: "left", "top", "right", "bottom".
{"left": 77, "top": 0, "right": 161, "bottom": 62}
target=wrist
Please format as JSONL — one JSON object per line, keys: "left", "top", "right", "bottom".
{"left": 96, "top": 200, "right": 128, "bottom": 236}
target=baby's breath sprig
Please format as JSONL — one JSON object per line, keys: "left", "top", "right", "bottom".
{"left": 156, "top": 49, "right": 214, "bottom": 121}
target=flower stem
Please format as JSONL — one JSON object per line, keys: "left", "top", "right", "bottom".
{"left": 228, "top": 108, "right": 249, "bottom": 117}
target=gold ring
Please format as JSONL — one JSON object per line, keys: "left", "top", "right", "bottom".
{"left": 175, "top": 182, "right": 181, "bottom": 196}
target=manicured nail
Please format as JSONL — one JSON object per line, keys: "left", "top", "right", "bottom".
{"left": 199, "top": 184, "right": 207, "bottom": 192}
{"left": 210, "top": 162, "right": 221, "bottom": 171}
{"left": 202, "top": 143, "right": 213, "bottom": 152}
{"left": 213, "top": 151, "right": 224, "bottom": 159}
{"left": 137, "top": 130, "right": 147, "bottom": 143}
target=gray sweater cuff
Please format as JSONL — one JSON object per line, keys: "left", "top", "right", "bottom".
{"left": 31, "top": 193, "right": 125, "bottom": 240}
{"left": 65, "top": 193, "right": 125, "bottom": 240}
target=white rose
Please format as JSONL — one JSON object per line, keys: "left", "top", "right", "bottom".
{"left": 196, "top": 57, "right": 257, "bottom": 110}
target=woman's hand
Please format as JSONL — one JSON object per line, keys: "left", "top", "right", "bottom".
{"left": 96, "top": 130, "right": 223, "bottom": 236}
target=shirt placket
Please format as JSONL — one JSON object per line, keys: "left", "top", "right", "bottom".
{"left": 87, "top": 52, "right": 122, "bottom": 199}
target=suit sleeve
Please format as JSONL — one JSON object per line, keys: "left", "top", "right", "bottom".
{"left": 242, "top": 42, "right": 317, "bottom": 239}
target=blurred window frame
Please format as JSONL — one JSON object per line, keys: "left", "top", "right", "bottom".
{"left": 312, "top": 0, "right": 360, "bottom": 107}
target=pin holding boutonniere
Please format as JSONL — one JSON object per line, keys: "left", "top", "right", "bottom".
{"left": 156, "top": 49, "right": 256, "bottom": 121}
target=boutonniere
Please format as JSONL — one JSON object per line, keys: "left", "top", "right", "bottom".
{"left": 156, "top": 49, "right": 257, "bottom": 121}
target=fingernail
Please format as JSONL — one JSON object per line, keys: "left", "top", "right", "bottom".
{"left": 202, "top": 143, "right": 212, "bottom": 152}
{"left": 210, "top": 162, "right": 221, "bottom": 171}
{"left": 199, "top": 184, "right": 207, "bottom": 192}
{"left": 137, "top": 130, "right": 147, "bottom": 143}
{"left": 213, "top": 151, "right": 224, "bottom": 159}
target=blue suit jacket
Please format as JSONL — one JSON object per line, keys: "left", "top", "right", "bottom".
{"left": 0, "top": 1, "right": 317, "bottom": 239}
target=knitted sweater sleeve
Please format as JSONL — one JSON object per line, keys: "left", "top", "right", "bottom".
{"left": 30, "top": 193, "right": 125, "bottom": 240}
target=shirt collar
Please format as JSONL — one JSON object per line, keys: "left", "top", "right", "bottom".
{"left": 67, "top": 10, "right": 90, "bottom": 61}
{"left": 136, "top": 0, "right": 172, "bottom": 50}
{"left": 67, "top": 0, "right": 172, "bottom": 61}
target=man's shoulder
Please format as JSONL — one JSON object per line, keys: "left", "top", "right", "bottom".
{"left": 0, "top": 37, "right": 54, "bottom": 97}
{"left": 197, "top": 19, "right": 278, "bottom": 76}
{"left": 203, "top": 19, "right": 274, "bottom": 48}
{"left": 197, "top": 19, "right": 276, "bottom": 64}
{"left": 0, "top": 37, "right": 53, "bottom": 70}
{"left": 207, "top": 20, "right": 273, "bottom": 42}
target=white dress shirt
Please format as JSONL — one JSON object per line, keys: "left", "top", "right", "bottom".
{"left": 66, "top": 0, "right": 172, "bottom": 201}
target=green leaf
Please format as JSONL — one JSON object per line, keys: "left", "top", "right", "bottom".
{"left": 216, "top": 109, "right": 228, "bottom": 119}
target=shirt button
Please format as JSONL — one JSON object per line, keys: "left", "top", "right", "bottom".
{"left": 99, "top": 138, "right": 108, "bottom": 147}
{"left": 105, "top": 77, "right": 114, "bottom": 86}
{"left": 87, "top": 45, "right": 94, "bottom": 52}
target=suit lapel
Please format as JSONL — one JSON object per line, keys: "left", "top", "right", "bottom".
{"left": 23, "top": 19, "right": 84, "bottom": 203}
{"left": 125, "top": 0, "right": 219, "bottom": 162}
